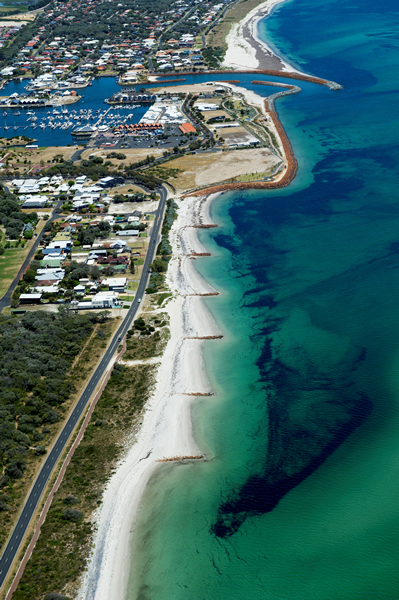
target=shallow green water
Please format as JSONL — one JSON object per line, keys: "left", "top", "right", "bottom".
{"left": 126, "top": 0, "right": 399, "bottom": 597}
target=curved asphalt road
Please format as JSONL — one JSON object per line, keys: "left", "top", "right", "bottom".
{"left": 0, "top": 185, "right": 168, "bottom": 590}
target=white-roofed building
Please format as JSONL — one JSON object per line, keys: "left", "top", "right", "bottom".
{"left": 19, "top": 293, "right": 42, "bottom": 303}
{"left": 21, "top": 196, "right": 48, "bottom": 208}
{"left": 117, "top": 229, "right": 139, "bottom": 236}
{"left": 47, "top": 241, "right": 72, "bottom": 250}
{"left": 33, "top": 285, "right": 59, "bottom": 294}
{"left": 101, "top": 277, "right": 127, "bottom": 291}
{"left": 92, "top": 292, "right": 120, "bottom": 308}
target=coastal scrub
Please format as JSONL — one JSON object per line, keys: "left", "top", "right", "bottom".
{"left": 12, "top": 362, "right": 157, "bottom": 600}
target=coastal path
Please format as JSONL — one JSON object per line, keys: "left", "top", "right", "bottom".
{"left": 0, "top": 185, "right": 168, "bottom": 594}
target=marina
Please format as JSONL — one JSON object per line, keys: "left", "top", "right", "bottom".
{"left": 0, "top": 78, "right": 151, "bottom": 145}
{"left": 0, "top": 72, "right": 316, "bottom": 147}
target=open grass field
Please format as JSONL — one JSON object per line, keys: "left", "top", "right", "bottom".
{"left": 158, "top": 147, "right": 280, "bottom": 192}
{"left": 0, "top": 218, "right": 46, "bottom": 299}
{"left": 0, "top": 248, "right": 31, "bottom": 298}
{"left": 0, "top": 7, "right": 27, "bottom": 13}
{"left": 0, "top": 146, "right": 78, "bottom": 174}
{"left": 24, "top": 145, "right": 78, "bottom": 163}
{"left": 202, "top": 109, "right": 230, "bottom": 120}
{"left": 81, "top": 147, "right": 163, "bottom": 166}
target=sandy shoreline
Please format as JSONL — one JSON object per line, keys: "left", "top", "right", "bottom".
{"left": 78, "top": 194, "right": 223, "bottom": 600}
{"left": 77, "top": 4, "right": 310, "bottom": 598}
{"left": 223, "top": 0, "right": 304, "bottom": 74}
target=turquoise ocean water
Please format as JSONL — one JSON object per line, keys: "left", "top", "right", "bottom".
{"left": 127, "top": 0, "right": 399, "bottom": 597}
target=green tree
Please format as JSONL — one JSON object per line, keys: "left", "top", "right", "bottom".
{"left": 150, "top": 259, "right": 167, "bottom": 273}
{"left": 24, "top": 268, "right": 36, "bottom": 283}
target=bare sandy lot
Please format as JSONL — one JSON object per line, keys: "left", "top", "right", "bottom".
{"left": 202, "top": 109, "right": 229, "bottom": 120}
{"left": 22, "top": 146, "right": 78, "bottom": 163}
{"left": 194, "top": 98, "right": 223, "bottom": 107}
{"left": 110, "top": 200, "right": 159, "bottom": 214}
{"left": 162, "top": 148, "right": 280, "bottom": 192}
{"left": 152, "top": 83, "right": 224, "bottom": 95}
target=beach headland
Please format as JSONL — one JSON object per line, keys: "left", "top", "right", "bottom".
{"left": 223, "top": 0, "right": 301, "bottom": 72}
{"left": 184, "top": 82, "right": 299, "bottom": 197}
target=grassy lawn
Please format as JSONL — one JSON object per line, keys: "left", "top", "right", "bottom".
{"left": 0, "top": 248, "right": 29, "bottom": 299}
{"left": 0, "top": 6, "right": 28, "bottom": 11}
{"left": 0, "top": 219, "right": 46, "bottom": 300}
{"left": 235, "top": 170, "right": 274, "bottom": 182}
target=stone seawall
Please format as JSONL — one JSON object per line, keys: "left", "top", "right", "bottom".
{"left": 176, "top": 68, "right": 341, "bottom": 196}
{"left": 151, "top": 69, "right": 342, "bottom": 90}
{"left": 187, "top": 95, "right": 298, "bottom": 197}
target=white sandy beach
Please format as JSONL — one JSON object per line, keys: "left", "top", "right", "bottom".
{"left": 77, "top": 6, "right": 302, "bottom": 597}
{"left": 223, "top": 0, "right": 302, "bottom": 73}
{"left": 77, "top": 195, "right": 222, "bottom": 600}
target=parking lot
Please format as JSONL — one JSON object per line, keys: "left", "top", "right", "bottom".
{"left": 93, "top": 124, "right": 188, "bottom": 151}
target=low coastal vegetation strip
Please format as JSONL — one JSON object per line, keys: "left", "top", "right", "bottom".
{"left": 0, "top": 310, "right": 116, "bottom": 577}
{"left": 146, "top": 197, "right": 178, "bottom": 295}
{"left": 11, "top": 315, "right": 168, "bottom": 600}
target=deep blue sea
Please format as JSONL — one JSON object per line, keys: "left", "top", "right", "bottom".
{"left": 126, "top": 0, "right": 399, "bottom": 597}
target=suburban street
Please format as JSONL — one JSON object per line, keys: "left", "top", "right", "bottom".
{"left": 0, "top": 200, "right": 63, "bottom": 312}
{"left": 0, "top": 184, "right": 168, "bottom": 591}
